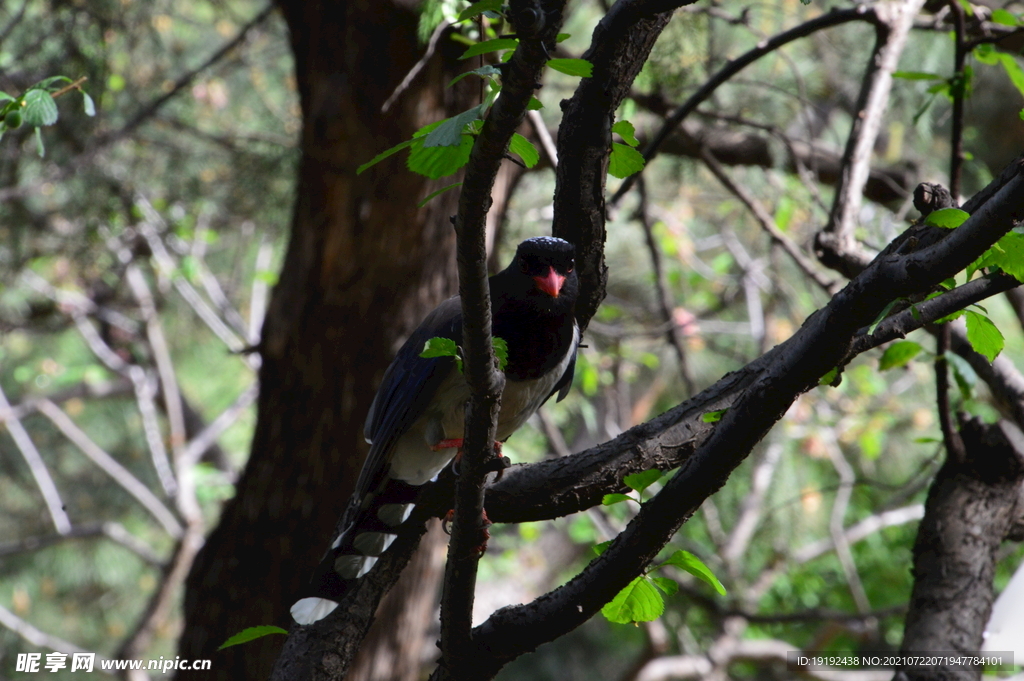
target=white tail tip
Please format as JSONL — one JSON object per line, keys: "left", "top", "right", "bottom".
{"left": 290, "top": 597, "right": 339, "bottom": 625}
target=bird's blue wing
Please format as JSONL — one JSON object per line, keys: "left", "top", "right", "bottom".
{"left": 355, "top": 297, "right": 463, "bottom": 500}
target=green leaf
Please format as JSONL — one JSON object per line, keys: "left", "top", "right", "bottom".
{"left": 608, "top": 142, "right": 645, "bottom": 178}
{"left": 508, "top": 133, "right": 539, "bottom": 168}
{"left": 947, "top": 352, "right": 976, "bottom": 400}
{"left": 457, "top": 0, "right": 504, "bottom": 21}
{"left": 659, "top": 550, "right": 727, "bottom": 595}
{"left": 925, "top": 207, "right": 970, "bottom": 229}
{"left": 593, "top": 540, "right": 612, "bottom": 556}
{"left": 611, "top": 119, "right": 639, "bottom": 147}
{"left": 0, "top": 91, "right": 14, "bottom": 106}
{"left": 527, "top": 96, "right": 543, "bottom": 110}
{"left": 957, "top": 0, "right": 973, "bottom": 15}
{"left": 893, "top": 71, "right": 944, "bottom": 80}
{"left": 991, "top": 8, "right": 1020, "bottom": 25}
{"left": 492, "top": 336, "right": 508, "bottom": 371}
{"left": 984, "top": 232, "right": 1024, "bottom": 281}
{"left": 701, "top": 409, "right": 727, "bottom": 423}
{"left": 819, "top": 366, "right": 841, "bottom": 386}
{"left": 81, "top": 91, "right": 96, "bottom": 116}
{"left": 965, "top": 310, "right": 1004, "bottom": 362}
{"left": 997, "top": 54, "right": 1024, "bottom": 99}
{"left": 973, "top": 43, "right": 999, "bottom": 65}
{"left": 650, "top": 576, "right": 679, "bottom": 596}
{"left": 424, "top": 105, "right": 485, "bottom": 147}
{"left": 602, "top": 576, "right": 665, "bottom": 624}
{"left": 21, "top": 89, "right": 59, "bottom": 126}
{"left": 556, "top": 33, "right": 571, "bottom": 42}
{"left": 868, "top": 298, "right": 902, "bottom": 335}
{"left": 448, "top": 65, "right": 502, "bottom": 88}
{"left": 602, "top": 493, "right": 633, "bottom": 506}
{"left": 218, "top": 625, "right": 288, "bottom": 650}
{"left": 460, "top": 38, "right": 518, "bottom": 59}
{"left": 356, "top": 138, "right": 416, "bottom": 174}
{"left": 420, "top": 337, "right": 459, "bottom": 359}
{"left": 408, "top": 130, "right": 475, "bottom": 179}
{"left": 34, "top": 126, "right": 45, "bottom": 157}
{"left": 547, "top": 58, "right": 593, "bottom": 77}
{"left": 34, "top": 76, "right": 72, "bottom": 90}
{"left": 623, "top": 469, "right": 662, "bottom": 494}
{"left": 879, "top": 341, "right": 922, "bottom": 370}
{"left": 417, "top": 182, "right": 463, "bottom": 207}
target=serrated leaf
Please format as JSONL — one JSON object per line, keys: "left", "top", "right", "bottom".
{"left": 492, "top": 336, "right": 508, "bottom": 371}
{"left": 893, "top": 71, "right": 944, "bottom": 80}
{"left": 650, "top": 576, "right": 679, "bottom": 596}
{"left": 879, "top": 341, "right": 922, "bottom": 370}
{"left": 457, "top": 0, "right": 504, "bottom": 21}
{"left": 965, "top": 310, "right": 1004, "bottom": 362}
{"left": 991, "top": 8, "right": 1019, "bottom": 25}
{"left": 420, "top": 337, "right": 459, "bottom": 359}
{"left": 417, "top": 181, "right": 462, "bottom": 207}
{"left": 508, "top": 133, "right": 539, "bottom": 168}
{"left": 602, "top": 493, "right": 633, "bottom": 506}
{"left": 218, "top": 625, "right": 288, "bottom": 650}
{"left": 608, "top": 142, "right": 645, "bottom": 178}
{"left": 925, "top": 207, "right": 970, "bottom": 229}
{"left": 611, "top": 119, "right": 639, "bottom": 147}
{"left": 424, "top": 105, "right": 485, "bottom": 147}
{"left": 984, "top": 232, "right": 1024, "bottom": 281}
{"left": 701, "top": 409, "right": 727, "bottom": 423}
{"left": 82, "top": 91, "right": 96, "bottom": 116}
{"left": 356, "top": 138, "right": 416, "bottom": 174}
{"left": 547, "top": 58, "right": 593, "bottom": 77}
{"left": 593, "top": 540, "right": 612, "bottom": 556}
{"left": 22, "top": 89, "right": 59, "bottom": 126}
{"left": 601, "top": 576, "right": 665, "bottom": 624}
{"left": 448, "top": 65, "right": 502, "bottom": 88}
{"left": 527, "top": 96, "right": 543, "bottom": 110}
{"left": 623, "top": 468, "right": 662, "bottom": 494}
{"left": 659, "top": 550, "right": 727, "bottom": 595}
{"left": 460, "top": 38, "right": 518, "bottom": 59}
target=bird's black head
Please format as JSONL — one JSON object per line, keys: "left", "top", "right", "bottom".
{"left": 513, "top": 236, "right": 576, "bottom": 299}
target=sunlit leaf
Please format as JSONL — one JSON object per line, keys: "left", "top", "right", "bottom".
{"left": 508, "top": 133, "right": 539, "bottom": 168}
{"left": 623, "top": 469, "right": 662, "bottom": 494}
{"left": 423, "top": 105, "right": 485, "bottom": 147}
{"left": 650, "top": 576, "right": 679, "bottom": 596}
{"left": 602, "top": 493, "right": 633, "bottom": 506}
{"left": 592, "top": 540, "right": 612, "bottom": 556}
{"left": 420, "top": 337, "right": 459, "bottom": 359}
{"left": 701, "top": 409, "right": 727, "bottom": 423}
{"left": 991, "top": 8, "right": 1020, "bottom": 25}
{"left": 924, "top": 208, "right": 970, "bottom": 229}
{"left": 460, "top": 38, "right": 518, "bottom": 60}
{"left": 965, "top": 310, "right": 1004, "bottom": 362}
{"left": 457, "top": 0, "right": 504, "bottom": 21}
{"left": 893, "top": 71, "right": 944, "bottom": 80}
{"left": 602, "top": 576, "right": 665, "bottom": 624}
{"left": 611, "top": 119, "right": 639, "bottom": 147}
{"left": 659, "top": 550, "right": 727, "bottom": 595}
{"left": 608, "top": 142, "right": 644, "bottom": 178}
{"left": 492, "top": 336, "right": 508, "bottom": 371}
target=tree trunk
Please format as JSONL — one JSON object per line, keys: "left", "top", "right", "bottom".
{"left": 177, "top": 3, "right": 471, "bottom": 678}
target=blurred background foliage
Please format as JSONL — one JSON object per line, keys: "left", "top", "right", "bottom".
{"left": 1, "top": 0, "right": 1022, "bottom": 678}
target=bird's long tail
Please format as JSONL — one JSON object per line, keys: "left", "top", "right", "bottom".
{"left": 290, "top": 480, "right": 419, "bottom": 625}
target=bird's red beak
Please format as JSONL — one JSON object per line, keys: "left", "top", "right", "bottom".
{"left": 533, "top": 267, "right": 566, "bottom": 297}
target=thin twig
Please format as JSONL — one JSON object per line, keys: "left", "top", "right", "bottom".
{"left": 821, "top": 426, "right": 872, "bottom": 613}
{"left": 0, "top": 384, "right": 72, "bottom": 535}
{"left": 527, "top": 109, "right": 558, "bottom": 167}
{"left": 935, "top": 324, "right": 967, "bottom": 464}
{"left": 50, "top": 76, "right": 87, "bottom": 100}
{"left": 128, "top": 365, "right": 178, "bottom": 497}
{"left": 699, "top": 147, "right": 838, "bottom": 293}
{"left": 382, "top": 20, "right": 451, "bottom": 113}
{"left": 33, "top": 399, "right": 183, "bottom": 538}
{"left": 180, "top": 382, "right": 259, "bottom": 467}
{"left": 0, "top": 602, "right": 108, "bottom": 662}
{"left": 0, "top": 522, "right": 163, "bottom": 567}
{"left": 249, "top": 235, "right": 274, "bottom": 345}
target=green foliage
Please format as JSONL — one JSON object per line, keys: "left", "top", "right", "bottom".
{"left": 419, "top": 336, "right": 509, "bottom": 372}
{"left": 218, "top": 625, "right": 288, "bottom": 650}
{"left": 964, "top": 310, "right": 1004, "bottom": 361}
{"left": 547, "top": 58, "right": 594, "bottom": 77}
{"left": 701, "top": 409, "right": 727, "bottom": 423}
{"left": 602, "top": 575, "right": 665, "bottom": 624}
{"left": 879, "top": 341, "right": 922, "bottom": 370}
{"left": 0, "top": 77, "right": 95, "bottom": 156}
{"left": 608, "top": 119, "right": 645, "bottom": 179}
{"left": 924, "top": 208, "right": 969, "bottom": 229}
{"left": 509, "top": 133, "right": 540, "bottom": 168}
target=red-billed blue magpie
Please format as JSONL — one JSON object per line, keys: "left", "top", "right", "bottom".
{"left": 291, "top": 236, "right": 580, "bottom": 624}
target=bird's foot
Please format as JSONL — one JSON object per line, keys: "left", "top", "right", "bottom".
{"left": 440, "top": 508, "right": 492, "bottom": 555}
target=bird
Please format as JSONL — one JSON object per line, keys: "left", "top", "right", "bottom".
{"left": 291, "top": 236, "right": 580, "bottom": 625}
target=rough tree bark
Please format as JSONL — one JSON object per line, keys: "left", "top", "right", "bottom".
{"left": 176, "top": 3, "right": 472, "bottom": 678}
{"left": 897, "top": 418, "right": 1024, "bottom": 681}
